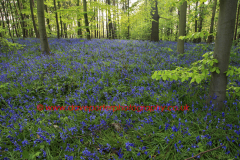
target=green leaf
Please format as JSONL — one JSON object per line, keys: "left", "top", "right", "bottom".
{"left": 210, "top": 67, "right": 216, "bottom": 72}
{"left": 216, "top": 68, "right": 220, "bottom": 74}
{"left": 196, "top": 77, "right": 201, "bottom": 84}
{"left": 190, "top": 78, "right": 195, "bottom": 84}
{"left": 162, "top": 75, "right": 167, "bottom": 81}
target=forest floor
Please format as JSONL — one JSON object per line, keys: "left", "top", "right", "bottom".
{"left": 0, "top": 38, "right": 240, "bottom": 160}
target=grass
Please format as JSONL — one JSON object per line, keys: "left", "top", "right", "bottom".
{"left": 0, "top": 38, "right": 240, "bottom": 160}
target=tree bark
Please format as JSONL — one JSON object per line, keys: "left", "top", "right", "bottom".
{"left": 30, "top": 0, "right": 39, "bottom": 38}
{"left": 107, "top": 0, "right": 113, "bottom": 39}
{"left": 177, "top": 1, "right": 187, "bottom": 54}
{"left": 207, "top": 0, "right": 217, "bottom": 43}
{"left": 83, "top": 0, "right": 91, "bottom": 40}
{"left": 77, "top": 0, "right": 82, "bottom": 38}
{"left": 234, "top": 3, "right": 240, "bottom": 41}
{"left": 58, "top": 1, "right": 63, "bottom": 38}
{"left": 44, "top": 0, "right": 51, "bottom": 35}
{"left": 53, "top": 0, "right": 60, "bottom": 39}
{"left": 37, "top": 0, "right": 51, "bottom": 55}
{"left": 150, "top": 0, "right": 159, "bottom": 42}
{"left": 193, "top": 1, "right": 198, "bottom": 43}
{"left": 208, "top": 0, "right": 238, "bottom": 112}
{"left": 197, "top": 2, "right": 204, "bottom": 43}
{"left": 127, "top": 0, "right": 130, "bottom": 39}
{"left": 17, "top": 0, "right": 26, "bottom": 39}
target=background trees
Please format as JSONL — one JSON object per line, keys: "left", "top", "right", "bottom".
{"left": 1, "top": 0, "right": 234, "bottom": 42}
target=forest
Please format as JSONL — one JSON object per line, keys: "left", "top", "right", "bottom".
{"left": 0, "top": 0, "right": 240, "bottom": 159}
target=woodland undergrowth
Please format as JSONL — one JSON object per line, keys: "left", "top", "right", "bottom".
{"left": 0, "top": 38, "right": 240, "bottom": 160}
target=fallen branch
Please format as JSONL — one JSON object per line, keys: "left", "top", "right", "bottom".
{"left": 184, "top": 144, "right": 225, "bottom": 160}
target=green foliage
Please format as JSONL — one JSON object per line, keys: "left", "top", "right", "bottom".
{"left": 0, "top": 38, "right": 26, "bottom": 55}
{"left": 152, "top": 51, "right": 240, "bottom": 97}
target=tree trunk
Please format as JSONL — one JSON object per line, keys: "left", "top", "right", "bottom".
{"left": 107, "top": 0, "right": 113, "bottom": 39}
{"left": 208, "top": 0, "right": 238, "bottom": 112}
{"left": 30, "top": 0, "right": 39, "bottom": 38}
{"left": 127, "top": 0, "right": 130, "bottom": 39}
{"left": 44, "top": 0, "right": 51, "bottom": 35}
{"left": 197, "top": 2, "right": 204, "bottom": 43}
{"left": 193, "top": 2, "right": 198, "bottom": 43}
{"left": 106, "top": 0, "right": 108, "bottom": 38}
{"left": 102, "top": 0, "right": 104, "bottom": 38}
{"left": 53, "top": 0, "right": 60, "bottom": 39}
{"left": 37, "top": 0, "right": 51, "bottom": 55}
{"left": 207, "top": 0, "right": 217, "bottom": 43}
{"left": 17, "top": 0, "right": 26, "bottom": 39}
{"left": 83, "top": 0, "right": 91, "bottom": 40}
{"left": 58, "top": 1, "right": 63, "bottom": 38}
{"left": 2, "top": 1, "right": 14, "bottom": 42}
{"left": 177, "top": 1, "right": 187, "bottom": 54}
{"left": 234, "top": 3, "right": 240, "bottom": 41}
{"left": 77, "top": 0, "right": 82, "bottom": 38}
{"left": 9, "top": 1, "right": 19, "bottom": 38}
{"left": 150, "top": 0, "right": 159, "bottom": 42}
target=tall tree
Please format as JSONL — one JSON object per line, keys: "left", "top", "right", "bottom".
{"left": 107, "top": 0, "right": 113, "bottom": 39}
{"left": 44, "top": 0, "right": 51, "bottom": 35}
{"left": 37, "top": 0, "right": 51, "bottom": 55}
{"left": 207, "top": 0, "right": 217, "bottom": 43}
{"left": 234, "top": 2, "right": 240, "bottom": 41}
{"left": 30, "top": 0, "right": 39, "bottom": 38}
{"left": 17, "top": 0, "right": 26, "bottom": 39}
{"left": 58, "top": 1, "right": 63, "bottom": 38}
{"left": 193, "top": 1, "right": 198, "bottom": 43}
{"left": 53, "top": 0, "right": 60, "bottom": 39}
{"left": 127, "top": 0, "right": 130, "bottom": 39}
{"left": 208, "top": 0, "right": 238, "bottom": 112}
{"left": 83, "top": 0, "right": 91, "bottom": 40}
{"left": 77, "top": 0, "right": 82, "bottom": 38}
{"left": 1, "top": 0, "right": 14, "bottom": 42}
{"left": 177, "top": 1, "right": 187, "bottom": 54}
{"left": 197, "top": 2, "right": 204, "bottom": 43}
{"left": 150, "top": 0, "right": 159, "bottom": 42}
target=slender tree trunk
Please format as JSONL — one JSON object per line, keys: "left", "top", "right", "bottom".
{"left": 207, "top": 0, "right": 217, "bottom": 43}
{"left": 83, "top": 0, "right": 91, "bottom": 40}
{"left": 234, "top": 3, "right": 240, "bottom": 41}
{"left": 17, "top": 0, "right": 26, "bottom": 39}
{"left": 30, "top": 0, "right": 39, "bottom": 38}
{"left": 177, "top": 1, "right": 187, "bottom": 54}
{"left": 102, "top": 0, "right": 104, "bottom": 38}
{"left": 175, "top": 9, "right": 180, "bottom": 41}
{"left": 127, "top": 0, "right": 130, "bottom": 39}
{"left": 9, "top": 1, "right": 19, "bottom": 38}
{"left": 107, "top": 0, "right": 113, "bottom": 39}
{"left": 112, "top": 0, "right": 116, "bottom": 39}
{"left": 37, "top": 0, "right": 51, "bottom": 55}
{"left": 53, "top": 0, "right": 60, "bottom": 39}
{"left": 193, "top": 1, "right": 198, "bottom": 43}
{"left": 197, "top": 2, "right": 204, "bottom": 43}
{"left": 44, "top": 0, "right": 51, "bottom": 35}
{"left": 2, "top": 1, "right": 14, "bottom": 42}
{"left": 58, "top": 1, "right": 63, "bottom": 38}
{"left": 208, "top": 0, "right": 238, "bottom": 112}
{"left": 150, "top": 0, "right": 159, "bottom": 42}
{"left": 77, "top": 0, "right": 82, "bottom": 38}
{"left": 106, "top": 0, "right": 108, "bottom": 39}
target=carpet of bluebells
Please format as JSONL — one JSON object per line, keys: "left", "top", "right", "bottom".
{"left": 0, "top": 38, "right": 240, "bottom": 160}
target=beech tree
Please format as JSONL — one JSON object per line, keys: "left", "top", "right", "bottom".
{"left": 37, "top": 0, "right": 51, "bottom": 55}
{"left": 83, "top": 0, "right": 91, "bottom": 40}
{"left": 208, "top": 0, "right": 238, "bottom": 111}
{"left": 207, "top": 0, "right": 217, "bottom": 43}
{"left": 177, "top": 1, "right": 187, "bottom": 54}
{"left": 150, "top": 0, "right": 159, "bottom": 42}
